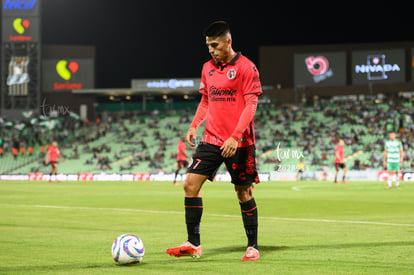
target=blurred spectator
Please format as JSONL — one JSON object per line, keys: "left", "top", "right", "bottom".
{"left": 352, "top": 159, "right": 361, "bottom": 170}
{"left": 0, "top": 137, "right": 3, "bottom": 157}
{"left": 12, "top": 136, "right": 19, "bottom": 159}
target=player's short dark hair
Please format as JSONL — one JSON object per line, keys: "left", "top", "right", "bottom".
{"left": 203, "top": 21, "right": 230, "bottom": 37}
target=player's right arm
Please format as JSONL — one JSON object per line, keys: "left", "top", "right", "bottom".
{"left": 383, "top": 149, "right": 387, "bottom": 168}
{"left": 58, "top": 152, "right": 65, "bottom": 163}
{"left": 187, "top": 94, "right": 208, "bottom": 147}
{"left": 188, "top": 69, "right": 209, "bottom": 147}
{"left": 44, "top": 150, "right": 50, "bottom": 164}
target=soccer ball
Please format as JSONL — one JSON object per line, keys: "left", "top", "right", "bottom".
{"left": 111, "top": 234, "right": 145, "bottom": 265}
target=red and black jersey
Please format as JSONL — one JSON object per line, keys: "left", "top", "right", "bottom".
{"left": 199, "top": 52, "right": 262, "bottom": 148}
{"left": 48, "top": 146, "right": 60, "bottom": 162}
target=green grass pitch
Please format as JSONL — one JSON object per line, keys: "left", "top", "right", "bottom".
{"left": 1, "top": 180, "right": 414, "bottom": 274}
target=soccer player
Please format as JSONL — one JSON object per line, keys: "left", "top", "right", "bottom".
{"left": 334, "top": 140, "right": 347, "bottom": 184}
{"left": 173, "top": 136, "right": 188, "bottom": 186}
{"left": 44, "top": 141, "right": 65, "bottom": 182}
{"left": 383, "top": 132, "right": 403, "bottom": 189}
{"left": 166, "top": 21, "right": 262, "bottom": 261}
{"left": 296, "top": 158, "right": 305, "bottom": 180}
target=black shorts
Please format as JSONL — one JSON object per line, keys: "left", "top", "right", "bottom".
{"left": 187, "top": 143, "right": 259, "bottom": 186}
{"left": 50, "top": 161, "right": 57, "bottom": 168}
{"left": 335, "top": 163, "right": 345, "bottom": 171}
{"left": 177, "top": 160, "right": 188, "bottom": 169}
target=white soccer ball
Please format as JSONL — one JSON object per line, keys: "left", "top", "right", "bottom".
{"left": 111, "top": 234, "right": 145, "bottom": 265}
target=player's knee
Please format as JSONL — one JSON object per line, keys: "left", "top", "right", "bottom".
{"left": 183, "top": 178, "right": 192, "bottom": 194}
{"left": 183, "top": 174, "right": 205, "bottom": 197}
{"left": 234, "top": 185, "right": 253, "bottom": 203}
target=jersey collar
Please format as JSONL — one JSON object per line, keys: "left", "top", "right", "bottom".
{"left": 213, "top": 51, "right": 242, "bottom": 66}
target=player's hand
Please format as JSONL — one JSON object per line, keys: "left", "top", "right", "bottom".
{"left": 187, "top": 127, "right": 197, "bottom": 147}
{"left": 220, "top": 137, "right": 238, "bottom": 158}
{"left": 383, "top": 161, "right": 386, "bottom": 168}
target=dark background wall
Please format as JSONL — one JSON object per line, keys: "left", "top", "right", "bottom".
{"left": 259, "top": 41, "right": 414, "bottom": 104}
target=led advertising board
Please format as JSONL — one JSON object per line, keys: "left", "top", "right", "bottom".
{"left": 294, "top": 52, "right": 346, "bottom": 87}
{"left": 42, "top": 59, "right": 94, "bottom": 91}
{"left": 2, "top": 0, "right": 39, "bottom": 15}
{"left": 1, "top": 16, "right": 40, "bottom": 42}
{"left": 131, "top": 78, "right": 201, "bottom": 92}
{"left": 352, "top": 49, "right": 405, "bottom": 85}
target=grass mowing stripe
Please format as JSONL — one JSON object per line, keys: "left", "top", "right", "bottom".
{"left": 2, "top": 203, "right": 414, "bottom": 228}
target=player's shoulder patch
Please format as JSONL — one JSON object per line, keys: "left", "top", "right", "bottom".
{"left": 238, "top": 56, "right": 260, "bottom": 75}
{"left": 199, "top": 81, "right": 205, "bottom": 91}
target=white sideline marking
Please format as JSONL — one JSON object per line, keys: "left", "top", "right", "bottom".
{"left": 1, "top": 203, "right": 414, "bottom": 227}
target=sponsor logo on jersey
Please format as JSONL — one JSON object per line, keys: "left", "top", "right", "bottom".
{"left": 209, "top": 86, "right": 237, "bottom": 102}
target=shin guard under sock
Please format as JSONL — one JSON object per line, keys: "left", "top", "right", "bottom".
{"left": 240, "top": 198, "right": 258, "bottom": 249}
{"left": 185, "top": 197, "right": 203, "bottom": 246}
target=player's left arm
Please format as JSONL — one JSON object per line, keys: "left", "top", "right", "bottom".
{"left": 221, "top": 63, "right": 261, "bottom": 158}
{"left": 58, "top": 150, "right": 65, "bottom": 162}
{"left": 221, "top": 94, "right": 258, "bottom": 158}
{"left": 231, "top": 94, "right": 259, "bottom": 141}
{"left": 340, "top": 152, "right": 345, "bottom": 164}
{"left": 400, "top": 145, "right": 404, "bottom": 165}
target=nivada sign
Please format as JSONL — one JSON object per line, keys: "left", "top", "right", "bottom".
{"left": 352, "top": 49, "right": 405, "bottom": 84}
{"left": 294, "top": 52, "right": 346, "bottom": 87}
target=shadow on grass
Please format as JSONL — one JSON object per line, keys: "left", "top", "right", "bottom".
{"left": 204, "top": 240, "right": 414, "bottom": 256}
{"left": 0, "top": 262, "right": 121, "bottom": 273}
{"left": 290, "top": 241, "right": 414, "bottom": 251}
{"left": 3, "top": 241, "right": 414, "bottom": 272}
{"left": 204, "top": 245, "right": 288, "bottom": 255}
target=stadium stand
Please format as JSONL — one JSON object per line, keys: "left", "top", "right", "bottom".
{"left": 1, "top": 96, "right": 413, "bottom": 175}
